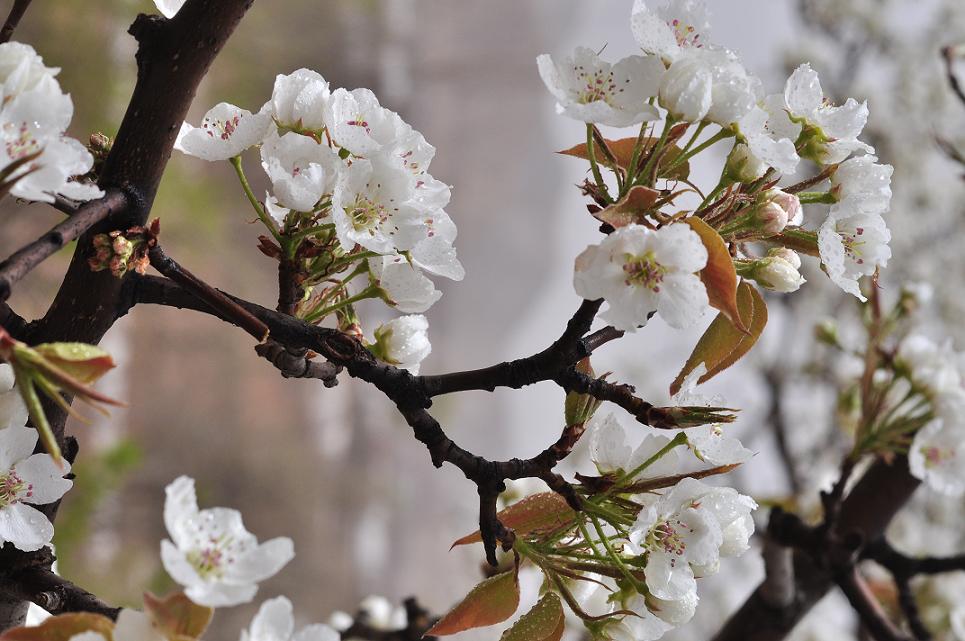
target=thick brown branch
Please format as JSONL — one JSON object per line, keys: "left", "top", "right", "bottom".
{"left": 0, "top": 0, "right": 31, "bottom": 44}
{"left": 0, "top": 567, "right": 119, "bottom": 620}
{"left": 0, "top": 190, "right": 127, "bottom": 303}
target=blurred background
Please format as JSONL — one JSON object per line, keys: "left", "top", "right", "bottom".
{"left": 2, "top": 1, "right": 965, "bottom": 639}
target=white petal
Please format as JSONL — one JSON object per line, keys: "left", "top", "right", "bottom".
{"left": 154, "top": 0, "right": 185, "bottom": 18}
{"left": 163, "top": 475, "right": 199, "bottom": 548}
{"left": 0, "top": 425, "right": 38, "bottom": 472}
{"left": 293, "top": 624, "right": 341, "bottom": 641}
{"left": 784, "top": 63, "right": 823, "bottom": 116}
{"left": 114, "top": 609, "right": 166, "bottom": 641}
{"left": 185, "top": 581, "right": 258, "bottom": 608}
{"left": 655, "top": 273, "right": 708, "bottom": 329}
{"left": 14, "top": 454, "right": 72, "bottom": 505}
{"left": 160, "top": 539, "right": 203, "bottom": 589}
{"left": 226, "top": 537, "right": 295, "bottom": 583}
{"left": 0, "top": 502, "right": 53, "bottom": 551}
{"left": 645, "top": 549, "right": 697, "bottom": 600}
{"left": 249, "top": 596, "right": 295, "bottom": 641}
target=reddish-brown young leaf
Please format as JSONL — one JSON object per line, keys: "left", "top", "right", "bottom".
{"left": 683, "top": 217, "right": 748, "bottom": 333}
{"left": 0, "top": 613, "right": 115, "bottom": 641}
{"left": 670, "top": 281, "right": 768, "bottom": 395}
{"left": 451, "top": 492, "right": 576, "bottom": 548}
{"left": 591, "top": 186, "right": 661, "bottom": 228}
{"left": 558, "top": 138, "right": 690, "bottom": 180}
{"left": 500, "top": 593, "right": 565, "bottom": 641}
{"left": 427, "top": 568, "right": 521, "bottom": 636}
{"left": 143, "top": 590, "right": 213, "bottom": 639}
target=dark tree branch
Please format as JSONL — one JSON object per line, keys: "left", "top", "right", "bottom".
{"left": 555, "top": 367, "right": 680, "bottom": 429}
{"left": 0, "top": 190, "right": 128, "bottom": 303}
{"left": 148, "top": 245, "right": 269, "bottom": 342}
{"left": 943, "top": 45, "right": 965, "bottom": 109}
{"left": 0, "top": 0, "right": 258, "bottom": 632}
{"left": 760, "top": 538, "right": 795, "bottom": 609}
{"left": 864, "top": 538, "right": 965, "bottom": 576}
{"left": 0, "top": 303, "right": 29, "bottom": 341}
{"left": 0, "top": 567, "right": 120, "bottom": 620}
{"left": 254, "top": 340, "right": 340, "bottom": 386}
{"left": 836, "top": 568, "right": 912, "bottom": 641}
{"left": 712, "top": 458, "right": 921, "bottom": 641}
{"left": 418, "top": 299, "right": 602, "bottom": 396}
{"left": 340, "top": 597, "right": 437, "bottom": 641}
{"left": 0, "top": 0, "right": 31, "bottom": 44}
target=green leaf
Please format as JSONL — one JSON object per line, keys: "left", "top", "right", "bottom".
{"left": 143, "top": 591, "right": 213, "bottom": 639}
{"left": 0, "top": 613, "right": 115, "bottom": 641}
{"left": 500, "top": 593, "right": 565, "bottom": 641}
{"left": 564, "top": 358, "right": 601, "bottom": 427}
{"left": 34, "top": 343, "right": 116, "bottom": 384}
{"left": 684, "top": 217, "right": 747, "bottom": 333}
{"left": 451, "top": 492, "right": 576, "bottom": 548}
{"left": 427, "top": 568, "right": 520, "bottom": 636}
{"left": 670, "top": 281, "right": 768, "bottom": 395}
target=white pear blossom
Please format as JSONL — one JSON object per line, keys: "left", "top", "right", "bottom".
{"left": 574, "top": 223, "right": 709, "bottom": 331}
{"left": 0, "top": 364, "right": 27, "bottom": 429}
{"left": 368, "top": 255, "right": 442, "bottom": 313}
{"left": 372, "top": 315, "right": 432, "bottom": 374}
{"left": 175, "top": 102, "right": 273, "bottom": 162}
{"left": 767, "top": 64, "right": 873, "bottom": 165}
{"left": 659, "top": 55, "right": 712, "bottom": 122}
{"left": 909, "top": 418, "right": 965, "bottom": 497}
{"left": 897, "top": 334, "right": 962, "bottom": 394}
{"left": 631, "top": 0, "right": 711, "bottom": 63}
{"left": 628, "top": 478, "right": 723, "bottom": 600}
{"left": 269, "top": 68, "right": 330, "bottom": 131}
{"left": 0, "top": 73, "right": 102, "bottom": 203}
{"left": 818, "top": 212, "right": 891, "bottom": 301}
{"left": 536, "top": 47, "right": 664, "bottom": 127}
{"left": 332, "top": 157, "right": 427, "bottom": 254}
{"left": 588, "top": 413, "right": 681, "bottom": 479}
{"left": 671, "top": 365, "right": 754, "bottom": 465}
{"left": 0, "top": 425, "right": 73, "bottom": 552}
{"left": 629, "top": 477, "right": 756, "bottom": 598}
{"left": 573, "top": 576, "right": 674, "bottom": 641}
{"left": 260, "top": 131, "right": 340, "bottom": 212}
{"left": 160, "top": 475, "right": 294, "bottom": 607}
{"left": 241, "top": 596, "right": 340, "bottom": 641}
{"left": 0, "top": 42, "right": 60, "bottom": 98}
{"left": 830, "top": 155, "right": 893, "bottom": 218}
{"left": 735, "top": 106, "right": 800, "bottom": 175}
{"left": 324, "top": 88, "right": 399, "bottom": 157}
{"left": 153, "top": 0, "right": 184, "bottom": 19}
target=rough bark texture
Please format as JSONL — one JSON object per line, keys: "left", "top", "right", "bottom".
{"left": 0, "top": 0, "right": 256, "bottom": 631}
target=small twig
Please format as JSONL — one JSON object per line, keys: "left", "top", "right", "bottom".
{"left": 0, "top": 0, "right": 31, "bottom": 44}
{"left": 582, "top": 325, "right": 624, "bottom": 352}
{"left": 555, "top": 367, "right": 691, "bottom": 429}
{"left": 943, "top": 45, "right": 965, "bottom": 109}
{"left": 895, "top": 577, "right": 931, "bottom": 641}
{"left": 836, "top": 567, "right": 912, "bottom": 641}
{"left": 340, "top": 597, "right": 437, "bottom": 641}
{"left": 254, "top": 340, "right": 340, "bottom": 386}
{"left": 148, "top": 246, "right": 269, "bottom": 342}
{"left": 0, "top": 190, "right": 127, "bottom": 303}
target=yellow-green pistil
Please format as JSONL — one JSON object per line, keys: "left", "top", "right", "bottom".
{"left": 623, "top": 251, "right": 668, "bottom": 292}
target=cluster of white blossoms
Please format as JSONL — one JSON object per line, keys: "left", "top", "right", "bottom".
{"left": 175, "top": 67, "right": 460, "bottom": 374}
{"left": 580, "top": 404, "right": 756, "bottom": 641}
{"left": 538, "top": 0, "right": 892, "bottom": 331}
{"left": 896, "top": 334, "right": 965, "bottom": 496}
{"left": 0, "top": 364, "right": 73, "bottom": 552}
{"left": 0, "top": 43, "right": 102, "bottom": 203}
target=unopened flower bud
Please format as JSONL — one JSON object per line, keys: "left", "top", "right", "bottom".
{"left": 756, "top": 255, "right": 805, "bottom": 292}
{"left": 756, "top": 202, "right": 789, "bottom": 235}
{"left": 370, "top": 315, "right": 431, "bottom": 374}
{"left": 724, "top": 143, "right": 767, "bottom": 183}
{"left": 767, "top": 247, "right": 801, "bottom": 269}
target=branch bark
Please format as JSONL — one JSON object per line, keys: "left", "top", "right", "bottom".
{"left": 0, "top": 0, "right": 31, "bottom": 44}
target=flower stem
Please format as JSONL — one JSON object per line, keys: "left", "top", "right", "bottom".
{"left": 303, "top": 284, "right": 379, "bottom": 323}
{"left": 230, "top": 156, "right": 283, "bottom": 244}
{"left": 586, "top": 124, "right": 613, "bottom": 204}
